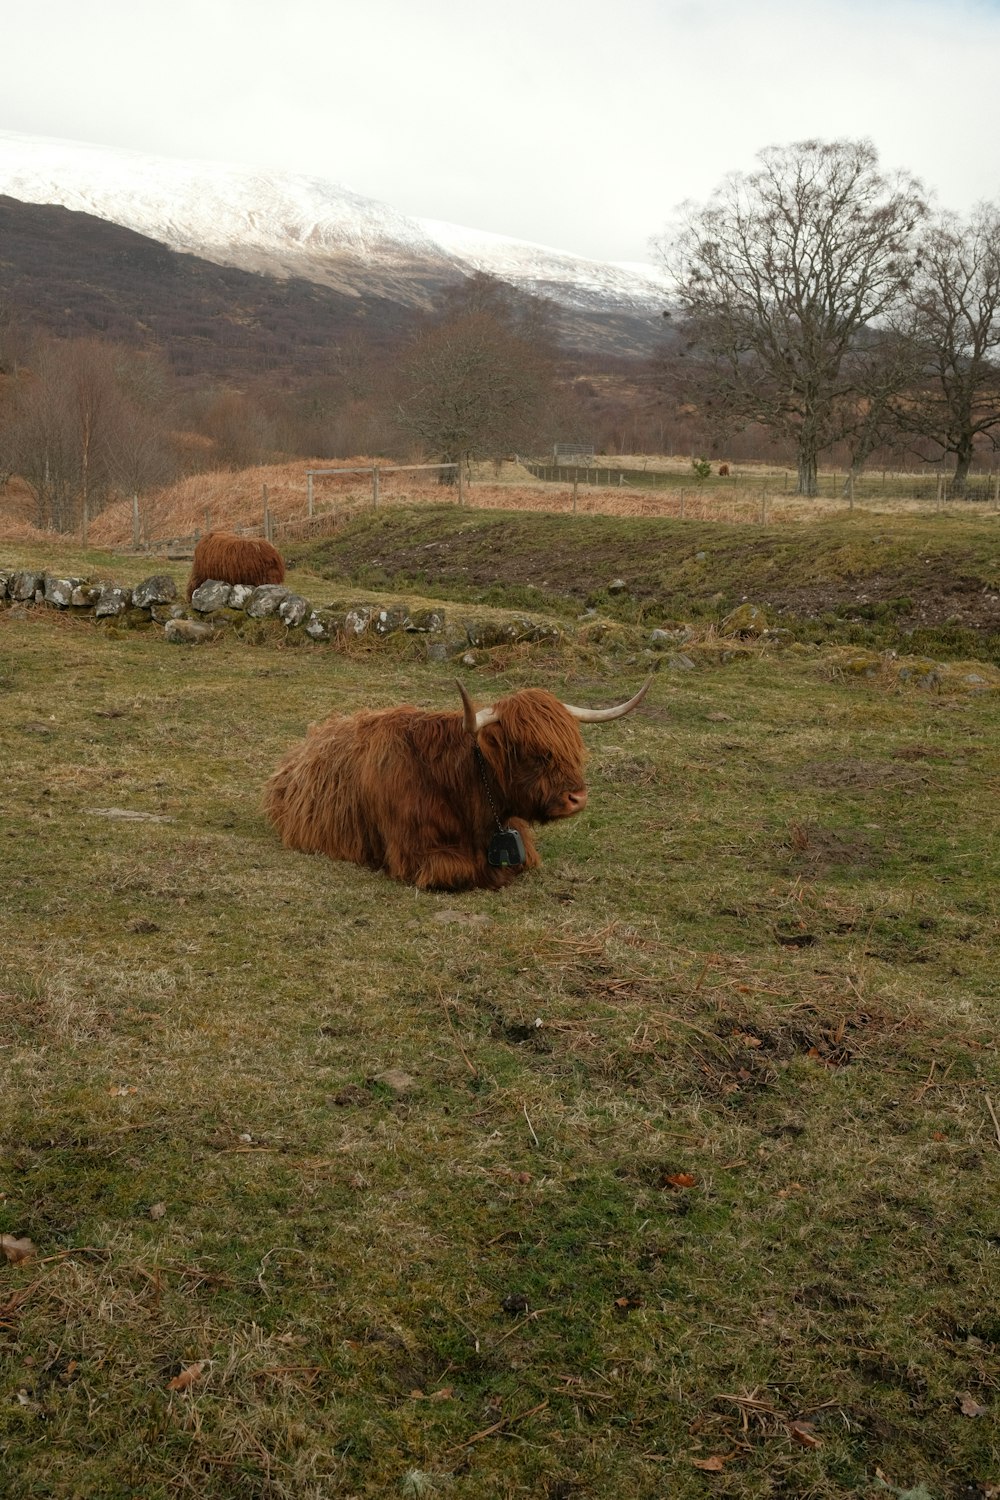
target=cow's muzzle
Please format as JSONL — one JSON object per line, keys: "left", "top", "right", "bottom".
{"left": 550, "top": 787, "right": 588, "bottom": 818}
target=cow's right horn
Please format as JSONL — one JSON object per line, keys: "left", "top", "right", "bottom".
{"left": 562, "top": 675, "right": 652, "bottom": 722}
{"left": 456, "top": 680, "right": 499, "bottom": 735}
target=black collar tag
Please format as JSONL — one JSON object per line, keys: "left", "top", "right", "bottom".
{"left": 488, "top": 827, "right": 527, "bottom": 868}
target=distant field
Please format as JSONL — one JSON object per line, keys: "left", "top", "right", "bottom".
{"left": 1, "top": 515, "right": 999, "bottom": 1497}
{"left": 3, "top": 456, "right": 996, "bottom": 554}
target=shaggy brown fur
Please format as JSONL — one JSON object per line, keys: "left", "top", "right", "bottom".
{"left": 263, "top": 688, "right": 592, "bottom": 892}
{"left": 186, "top": 531, "right": 285, "bottom": 600}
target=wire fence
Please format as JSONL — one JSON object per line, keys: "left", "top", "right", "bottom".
{"left": 128, "top": 458, "right": 1000, "bottom": 559}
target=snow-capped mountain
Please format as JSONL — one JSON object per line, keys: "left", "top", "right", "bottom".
{"left": 0, "top": 130, "right": 669, "bottom": 352}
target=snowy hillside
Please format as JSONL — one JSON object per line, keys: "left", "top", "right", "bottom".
{"left": 419, "top": 218, "right": 670, "bottom": 314}
{"left": 0, "top": 130, "right": 670, "bottom": 340}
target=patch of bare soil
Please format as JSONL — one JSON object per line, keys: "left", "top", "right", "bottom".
{"left": 770, "top": 573, "right": 1000, "bottom": 632}
{"left": 786, "top": 758, "right": 929, "bottom": 791}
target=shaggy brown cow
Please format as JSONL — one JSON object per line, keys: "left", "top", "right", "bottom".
{"left": 718, "top": 463, "right": 730, "bottom": 477}
{"left": 186, "top": 531, "right": 285, "bottom": 601}
{"left": 263, "top": 677, "right": 651, "bottom": 891}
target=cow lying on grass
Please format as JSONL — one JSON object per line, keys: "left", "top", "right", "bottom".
{"left": 186, "top": 531, "right": 285, "bottom": 601}
{"left": 263, "top": 677, "right": 651, "bottom": 890}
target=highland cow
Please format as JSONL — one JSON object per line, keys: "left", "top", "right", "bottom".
{"left": 263, "top": 677, "right": 651, "bottom": 891}
{"left": 186, "top": 531, "right": 285, "bottom": 601}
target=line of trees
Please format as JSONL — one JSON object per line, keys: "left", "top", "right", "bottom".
{"left": 6, "top": 139, "right": 1000, "bottom": 534}
{"left": 0, "top": 274, "right": 575, "bottom": 531}
{"left": 654, "top": 138, "right": 1000, "bottom": 495}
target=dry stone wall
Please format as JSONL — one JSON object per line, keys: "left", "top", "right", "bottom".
{"left": 0, "top": 566, "right": 563, "bottom": 660}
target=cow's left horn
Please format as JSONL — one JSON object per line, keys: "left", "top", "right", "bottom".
{"left": 562, "top": 675, "right": 652, "bottom": 723}
{"left": 456, "top": 680, "right": 499, "bottom": 735}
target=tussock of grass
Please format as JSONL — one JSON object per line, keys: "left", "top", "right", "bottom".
{"left": 1, "top": 530, "right": 999, "bottom": 1498}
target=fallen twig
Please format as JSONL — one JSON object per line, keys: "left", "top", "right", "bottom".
{"left": 446, "top": 1399, "right": 549, "bottom": 1452}
{"left": 986, "top": 1095, "right": 1000, "bottom": 1150}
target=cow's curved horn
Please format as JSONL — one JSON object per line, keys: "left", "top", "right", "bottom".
{"left": 562, "top": 675, "right": 652, "bottom": 723}
{"left": 455, "top": 680, "right": 499, "bottom": 735}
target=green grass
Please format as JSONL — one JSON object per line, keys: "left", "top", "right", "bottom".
{"left": 283, "top": 505, "right": 1000, "bottom": 664}
{"left": 1, "top": 529, "right": 999, "bottom": 1498}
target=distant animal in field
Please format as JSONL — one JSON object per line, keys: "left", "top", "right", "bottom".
{"left": 263, "top": 677, "right": 651, "bottom": 891}
{"left": 186, "top": 531, "right": 285, "bottom": 601}
{"left": 718, "top": 463, "right": 730, "bottom": 477}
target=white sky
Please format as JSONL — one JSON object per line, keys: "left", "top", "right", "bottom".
{"left": 4, "top": 0, "right": 999, "bottom": 265}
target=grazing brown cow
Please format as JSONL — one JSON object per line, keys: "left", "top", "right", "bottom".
{"left": 186, "top": 531, "right": 285, "bottom": 601}
{"left": 718, "top": 463, "right": 730, "bottom": 477}
{"left": 263, "top": 677, "right": 651, "bottom": 891}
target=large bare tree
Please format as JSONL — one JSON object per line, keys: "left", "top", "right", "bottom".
{"left": 892, "top": 205, "right": 1000, "bottom": 493}
{"left": 656, "top": 139, "right": 925, "bottom": 494}
{"left": 396, "top": 275, "right": 557, "bottom": 478}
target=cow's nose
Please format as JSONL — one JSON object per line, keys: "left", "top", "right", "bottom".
{"left": 565, "top": 788, "right": 588, "bottom": 814}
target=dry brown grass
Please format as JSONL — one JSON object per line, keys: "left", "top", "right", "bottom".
{"left": 4, "top": 458, "right": 997, "bottom": 552}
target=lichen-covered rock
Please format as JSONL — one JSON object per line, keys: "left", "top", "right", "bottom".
{"left": 667, "top": 653, "right": 697, "bottom": 671}
{"left": 405, "top": 608, "right": 446, "bottom": 633}
{"left": 150, "top": 603, "right": 186, "bottom": 624}
{"left": 191, "top": 580, "right": 233, "bottom": 612}
{"left": 650, "top": 625, "right": 694, "bottom": 647}
{"left": 952, "top": 671, "right": 995, "bottom": 693}
{"left": 344, "top": 606, "right": 372, "bottom": 635}
{"left": 426, "top": 631, "right": 470, "bottom": 662}
{"left": 0, "top": 571, "right": 13, "bottom": 598}
{"left": 840, "top": 653, "right": 882, "bottom": 678}
{"left": 246, "top": 584, "right": 292, "bottom": 619}
{"left": 228, "top": 584, "right": 255, "bottom": 610}
{"left": 279, "top": 594, "right": 311, "bottom": 628}
{"left": 44, "top": 577, "right": 83, "bottom": 607}
{"left": 897, "top": 659, "right": 940, "bottom": 688}
{"left": 371, "top": 606, "right": 407, "bottom": 636}
{"left": 71, "top": 584, "right": 102, "bottom": 608}
{"left": 164, "top": 618, "right": 214, "bottom": 645}
{"left": 117, "top": 607, "right": 155, "bottom": 630}
{"left": 304, "top": 609, "right": 340, "bottom": 642}
{"left": 132, "top": 574, "right": 178, "bottom": 609}
{"left": 466, "top": 617, "right": 540, "bottom": 648}
{"left": 521, "top": 620, "right": 562, "bottom": 644}
{"left": 721, "top": 602, "right": 767, "bottom": 637}
{"left": 95, "top": 585, "right": 133, "bottom": 618}
{"left": 10, "top": 571, "right": 44, "bottom": 602}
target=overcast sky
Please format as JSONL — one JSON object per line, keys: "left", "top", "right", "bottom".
{"left": 4, "top": 0, "right": 999, "bottom": 265}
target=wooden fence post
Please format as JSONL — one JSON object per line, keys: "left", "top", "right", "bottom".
{"left": 457, "top": 464, "right": 464, "bottom": 506}
{"left": 372, "top": 466, "right": 380, "bottom": 508}
{"left": 848, "top": 473, "right": 854, "bottom": 511}
{"left": 572, "top": 480, "right": 578, "bottom": 514}
{"left": 132, "top": 494, "right": 140, "bottom": 550}
{"left": 307, "top": 472, "right": 314, "bottom": 518}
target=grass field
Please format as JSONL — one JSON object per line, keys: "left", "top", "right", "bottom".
{"left": 1, "top": 517, "right": 999, "bottom": 1499}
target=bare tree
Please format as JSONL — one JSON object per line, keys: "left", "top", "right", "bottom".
{"left": 830, "top": 328, "right": 924, "bottom": 490}
{"left": 656, "top": 139, "right": 925, "bottom": 494}
{"left": 5, "top": 336, "right": 181, "bottom": 533}
{"left": 396, "top": 276, "right": 557, "bottom": 477}
{"left": 891, "top": 205, "right": 1000, "bottom": 493}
